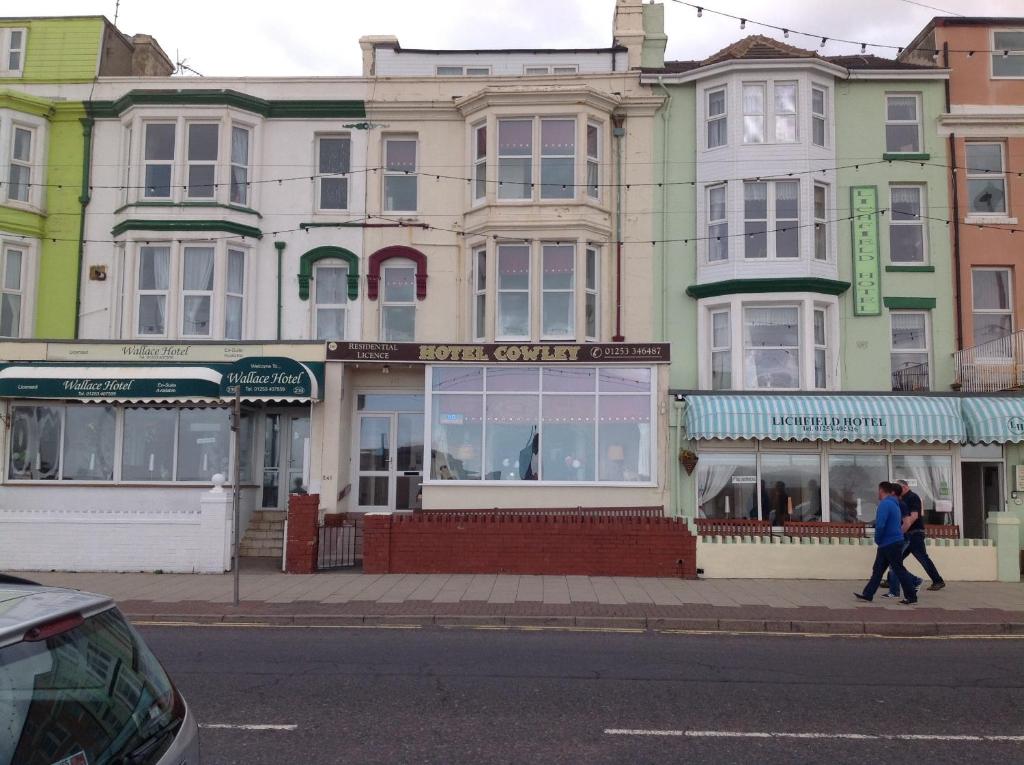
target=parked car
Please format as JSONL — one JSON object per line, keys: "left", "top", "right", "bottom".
{"left": 0, "top": 575, "right": 199, "bottom": 764}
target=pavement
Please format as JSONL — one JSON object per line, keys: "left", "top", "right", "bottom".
{"left": 16, "top": 563, "right": 1024, "bottom": 637}
{"left": 144, "top": 624, "right": 1024, "bottom": 764}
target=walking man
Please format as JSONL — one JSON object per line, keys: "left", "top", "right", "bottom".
{"left": 896, "top": 479, "right": 946, "bottom": 591}
{"left": 883, "top": 482, "right": 923, "bottom": 599}
{"left": 855, "top": 482, "right": 918, "bottom": 605}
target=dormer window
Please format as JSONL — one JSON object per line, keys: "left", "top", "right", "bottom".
{"left": 992, "top": 31, "right": 1024, "bottom": 78}
{"left": 436, "top": 65, "right": 490, "bottom": 76}
{"left": 524, "top": 65, "right": 579, "bottom": 75}
{"left": 0, "top": 28, "right": 25, "bottom": 76}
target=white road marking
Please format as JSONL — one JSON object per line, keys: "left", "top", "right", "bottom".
{"left": 604, "top": 729, "right": 1024, "bottom": 742}
{"left": 200, "top": 724, "right": 298, "bottom": 731}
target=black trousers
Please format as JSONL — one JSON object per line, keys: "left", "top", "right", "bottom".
{"left": 863, "top": 541, "right": 918, "bottom": 600}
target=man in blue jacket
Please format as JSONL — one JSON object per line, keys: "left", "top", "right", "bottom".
{"left": 855, "top": 482, "right": 918, "bottom": 605}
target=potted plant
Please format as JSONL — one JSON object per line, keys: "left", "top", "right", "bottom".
{"left": 678, "top": 448, "right": 698, "bottom": 475}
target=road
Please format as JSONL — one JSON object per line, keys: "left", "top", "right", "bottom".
{"left": 139, "top": 624, "right": 1024, "bottom": 764}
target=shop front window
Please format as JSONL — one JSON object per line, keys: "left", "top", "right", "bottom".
{"left": 891, "top": 454, "right": 954, "bottom": 524}
{"left": 828, "top": 453, "right": 888, "bottom": 523}
{"left": 428, "top": 366, "right": 653, "bottom": 484}
{"left": 760, "top": 453, "right": 822, "bottom": 524}
{"left": 62, "top": 406, "right": 117, "bottom": 481}
{"left": 696, "top": 452, "right": 757, "bottom": 519}
{"left": 7, "top": 405, "right": 62, "bottom": 480}
{"left": 176, "top": 408, "right": 231, "bottom": 482}
{"left": 122, "top": 408, "right": 177, "bottom": 481}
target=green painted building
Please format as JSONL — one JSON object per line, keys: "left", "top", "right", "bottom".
{"left": 0, "top": 16, "right": 172, "bottom": 339}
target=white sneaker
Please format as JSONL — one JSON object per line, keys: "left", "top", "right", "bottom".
{"left": 881, "top": 593, "right": 900, "bottom": 599}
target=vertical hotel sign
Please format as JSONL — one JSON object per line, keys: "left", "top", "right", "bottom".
{"left": 850, "top": 186, "right": 881, "bottom": 316}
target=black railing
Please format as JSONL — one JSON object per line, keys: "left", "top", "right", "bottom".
{"left": 317, "top": 523, "right": 356, "bottom": 569}
{"left": 891, "top": 363, "right": 930, "bottom": 392}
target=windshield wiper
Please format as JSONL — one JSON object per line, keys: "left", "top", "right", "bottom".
{"left": 114, "top": 719, "right": 181, "bottom": 765}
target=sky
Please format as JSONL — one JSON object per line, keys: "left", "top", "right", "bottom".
{"left": 15, "top": 0, "right": 1024, "bottom": 77}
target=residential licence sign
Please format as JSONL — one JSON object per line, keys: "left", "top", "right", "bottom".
{"left": 850, "top": 186, "right": 882, "bottom": 316}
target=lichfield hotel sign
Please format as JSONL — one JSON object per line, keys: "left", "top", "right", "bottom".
{"left": 328, "top": 342, "right": 671, "bottom": 364}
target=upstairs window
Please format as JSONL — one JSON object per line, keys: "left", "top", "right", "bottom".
{"left": 540, "top": 119, "right": 575, "bottom": 199}
{"left": 225, "top": 249, "right": 245, "bottom": 341}
{"left": 143, "top": 123, "right": 175, "bottom": 199}
{"left": 813, "top": 308, "right": 828, "bottom": 389}
{"left": 186, "top": 123, "right": 218, "bottom": 198}
{"left": 586, "top": 122, "right": 600, "bottom": 200}
{"left": 966, "top": 142, "right": 1007, "bottom": 215}
{"left": 313, "top": 262, "right": 348, "bottom": 340}
{"left": 497, "top": 243, "right": 530, "bottom": 339}
{"left": 473, "top": 123, "right": 487, "bottom": 201}
{"left": 774, "top": 82, "right": 798, "bottom": 143}
{"left": 710, "top": 310, "right": 731, "bottom": 390}
{"left": 498, "top": 119, "right": 532, "bottom": 200}
{"left": 384, "top": 136, "right": 418, "bottom": 212}
{"left": 436, "top": 65, "right": 490, "bottom": 76}
{"left": 524, "top": 65, "right": 578, "bottom": 75}
{"left": 744, "top": 306, "right": 800, "bottom": 389}
{"left": 814, "top": 183, "right": 828, "bottom": 261}
{"left": 706, "top": 87, "right": 727, "bottom": 148}
{"left": 0, "top": 243, "right": 25, "bottom": 337}
{"left": 229, "top": 126, "right": 250, "bottom": 206}
{"left": 812, "top": 87, "right": 827, "bottom": 147}
{"left": 743, "top": 83, "right": 766, "bottom": 144}
{"left": 889, "top": 186, "right": 925, "bottom": 262}
{"left": 708, "top": 184, "right": 728, "bottom": 262}
{"left": 137, "top": 246, "right": 170, "bottom": 336}
{"left": 992, "top": 31, "right": 1024, "bottom": 77}
{"left": 473, "top": 247, "right": 487, "bottom": 340}
{"left": 542, "top": 244, "right": 575, "bottom": 339}
{"left": 585, "top": 246, "right": 599, "bottom": 341}
{"left": 890, "top": 311, "right": 930, "bottom": 391}
{"left": 972, "top": 267, "right": 1013, "bottom": 347}
{"left": 181, "top": 246, "right": 215, "bottom": 336}
{"left": 1, "top": 28, "right": 25, "bottom": 75}
{"left": 381, "top": 261, "right": 416, "bottom": 341}
{"left": 317, "top": 135, "right": 351, "bottom": 211}
{"left": 743, "top": 180, "right": 799, "bottom": 259}
{"left": 7, "top": 126, "right": 31, "bottom": 203}
{"left": 885, "top": 94, "right": 921, "bottom": 153}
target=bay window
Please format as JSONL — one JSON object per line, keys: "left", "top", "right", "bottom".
{"left": 473, "top": 123, "right": 487, "bottom": 201}
{"left": 744, "top": 180, "right": 799, "bottom": 259}
{"left": 540, "top": 119, "right": 575, "bottom": 199}
{"left": 497, "top": 243, "right": 530, "bottom": 339}
{"left": 971, "top": 267, "right": 1013, "bottom": 347}
{"left": 143, "top": 123, "right": 175, "bottom": 198}
{"left": 743, "top": 83, "right": 765, "bottom": 144}
{"left": 317, "top": 135, "right": 351, "bottom": 211}
{"left": 710, "top": 310, "right": 730, "bottom": 390}
{"left": 225, "top": 248, "right": 245, "bottom": 341}
{"left": 229, "top": 126, "right": 250, "bottom": 206}
{"left": 889, "top": 185, "right": 925, "bottom": 262}
{"left": 890, "top": 311, "right": 930, "bottom": 390}
{"left": 186, "top": 123, "right": 218, "bottom": 198}
{"left": 1, "top": 243, "right": 25, "bottom": 337}
{"left": 181, "top": 246, "right": 215, "bottom": 336}
{"left": 885, "top": 94, "right": 921, "bottom": 154}
{"left": 586, "top": 122, "right": 600, "bottom": 199}
{"left": 542, "top": 244, "right": 574, "bottom": 338}
{"left": 313, "top": 262, "right": 348, "bottom": 340}
{"left": 381, "top": 261, "right": 416, "bottom": 341}
{"left": 585, "top": 246, "right": 599, "bottom": 340}
{"left": 708, "top": 184, "right": 728, "bottom": 262}
{"left": 498, "top": 119, "right": 532, "bottom": 200}
{"left": 744, "top": 306, "right": 800, "bottom": 389}
{"left": 966, "top": 142, "right": 1007, "bottom": 215}
{"left": 774, "top": 82, "right": 798, "bottom": 143}
{"left": 814, "top": 183, "right": 828, "bottom": 260}
{"left": 428, "top": 366, "right": 654, "bottom": 484}
{"left": 137, "top": 246, "right": 170, "bottom": 336}
{"left": 8, "top": 125, "right": 32, "bottom": 202}
{"left": 812, "top": 86, "right": 827, "bottom": 147}
{"left": 707, "top": 87, "right": 727, "bottom": 148}
{"left": 384, "top": 136, "right": 418, "bottom": 212}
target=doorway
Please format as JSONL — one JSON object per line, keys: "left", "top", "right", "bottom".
{"left": 960, "top": 461, "right": 1002, "bottom": 539}
{"left": 353, "top": 393, "right": 425, "bottom": 512}
{"left": 261, "top": 411, "right": 310, "bottom": 510}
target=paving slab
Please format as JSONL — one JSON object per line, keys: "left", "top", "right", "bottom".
{"left": 541, "top": 576, "right": 571, "bottom": 605}
{"left": 565, "top": 576, "right": 599, "bottom": 603}
{"left": 515, "top": 575, "right": 544, "bottom": 602}
{"left": 460, "top": 574, "right": 496, "bottom": 602}
{"left": 487, "top": 575, "right": 519, "bottom": 604}
{"left": 408, "top": 574, "right": 453, "bottom": 601}
{"left": 433, "top": 574, "right": 476, "bottom": 603}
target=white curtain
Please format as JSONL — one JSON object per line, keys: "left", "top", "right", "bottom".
{"left": 697, "top": 462, "right": 736, "bottom": 516}
{"left": 743, "top": 84, "right": 764, "bottom": 114}
{"left": 891, "top": 186, "right": 921, "bottom": 218}
{"left": 184, "top": 248, "right": 214, "bottom": 291}
{"left": 637, "top": 423, "right": 651, "bottom": 477}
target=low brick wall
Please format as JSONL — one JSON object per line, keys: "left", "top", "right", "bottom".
{"left": 285, "top": 493, "right": 320, "bottom": 574}
{"left": 363, "top": 512, "right": 697, "bottom": 578}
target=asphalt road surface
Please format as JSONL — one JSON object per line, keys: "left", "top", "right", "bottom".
{"left": 139, "top": 624, "right": 1024, "bottom": 764}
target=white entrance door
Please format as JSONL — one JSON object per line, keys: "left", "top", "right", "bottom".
{"left": 356, "top": 412, "right": 423, "bottom": 512}
{"left": 261, "top": 412, "right": 310, "bottom": 510}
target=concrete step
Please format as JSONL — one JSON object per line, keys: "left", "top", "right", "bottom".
{"left": 240, "top": 545, "right": 283, "bottom": 556}
{"left": 246, "top": 523, "right": 285, "bottom": 532}
{"left": 241, "top": 531, "right": 283, "bottom": 542}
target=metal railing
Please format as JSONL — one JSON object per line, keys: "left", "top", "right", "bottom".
{"left": 891, "top": 362, "right": 931, "bottom": 392}
{"left": 317, "top": 522, "right": 357, "bottom": 569}
{"left": 953, "top": 330, "right": 1024, "bottom": 392}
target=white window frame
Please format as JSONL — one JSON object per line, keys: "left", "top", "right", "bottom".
{"left": 496, "top": 242, "right": 531, "bottom": 341}
{"left": 991, "top": 30, "right": 1024, "bottom": 79}
{"left": 742, "top": 82, "right": 766, "bottom": 144}
{"left": 142, "top": 121, "right": 176, "bottom": 200}
{"left": 473, "top": 122, "right": 487, "bottom": 203}
{"left": 0, "top": 241, "right": 27, "bottom": 338}
{"left": 224, "top": 247, "right": 246, "bottom": 341}
{"left": 185, "top": 122, "right": 219, "bottom": 200}
{"left": 814, "top": 183, "right": 828, "bottom": 261}
{"left": 585, "top": 245, "right": 599, "bottom": 341}
{"left": 971, "top": 267, "right": 1014, "bottom": 349}
{"left": 6, "top": 123, "right": 33, "bottom": 204}
{"left": 180, "top": 245, "right": 216, "bottom": 338}
{"left": 523, "top": 65, "right": 579, "bottom": 75}
{"left": 541, "top": 242, "right": 575, "bottom": 340}
{"left": 773, "top": 81, "right": 799, "bottom": 144}
{"left": 965, "top": 142, "right": 1008, "bottom": 217}
{"left": 586, "top": 121, "right": 601, "bottom": 200}
{"left": 312, "top": 261, "right": 349, "bottom": 341}
{"left": 889, "top": 184, "right": 927, "bottom": 263}
{"left": 316, "top": 133, "right": 351, "bottom": 212}
{"left": 813, "top": 307, "right": 828, "bottom": 389}
{"left": 743, "top": 304, "right": 801, "bottom": 391}
{"left": 383, "top": 135, "right": 418, "bottom": 213}
{"left": 707, "top": 183, "right": 729, "bottom": 262}
{"left": 710, "top": 309, "right": 731, "bottom": 390}
{"left": 539, "top": 117, "right": 576, "bottom": 200}
{"left": 380, "top": 259, "right": 417, "bottom": 342}
{"left": 743, "top": 180, "right": 801, "bottom": 260}
{"left": 473, "top": 246, "right": 487, "bottom": 341}
{"left": 136, "top": 244, "right": 171, "bottom": 338}
{"left": 890, "top": 310, "right": 931, "bottom": 390}
{"left": 884, "top": 93, "right": 922, "bottom": 154}
{"left": 497, "top": 118, "right": 533, "bottom": 201}
{"left": 811, "top": 86, "right": 827, "bottom": 148}
{"left": 0, "top": 28, "right": 26, "bottom": 76}
{"left": 436, "top": 65, "right": 490, "bottom": 76}
{"left": 706, "top": 86, "right": 727, "bottom": 149}
{"left": 229, "top": 125, "right": 251, "bottom": 207}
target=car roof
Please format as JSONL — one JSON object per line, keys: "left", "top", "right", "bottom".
{"left": 0, "top": 584, "right": 115, "bottom": 648}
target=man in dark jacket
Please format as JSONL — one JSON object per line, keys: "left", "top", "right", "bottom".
{"left": 855, "top": 482, "right": 918, "bottom": 604}
{"left": 895, "top": 479, "right": 946, "bottom": 590}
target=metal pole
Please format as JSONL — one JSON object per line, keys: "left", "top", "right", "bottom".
{"left": 231, "top": 390, "right": 242, "bottom": 606}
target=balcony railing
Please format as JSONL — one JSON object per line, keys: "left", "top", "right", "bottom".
{"left": 891, "top": 362, "right": 930, "bottom": 392}
{"left": 953, "top": 330, "right": 1024, "bottom": 392}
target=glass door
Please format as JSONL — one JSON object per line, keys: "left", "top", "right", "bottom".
{"left": 395, "top": 413, "right": 424, "bottom": 511}
{"left": 261, "top": 413, "right": 282, "bottom": 509}
{"left": 287, "top": 416, "right": 310, "bottom": 497}
{"left": 262, "top": 412, "right": 310, "bottom": 510}
{"left": 356, "top": 413, "right": 424, "bottom": 512}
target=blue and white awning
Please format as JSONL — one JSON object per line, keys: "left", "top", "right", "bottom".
{"left": 960, "top": 397, "right": 1024, "bottom": 444}
{"left": 685, "top": 394, "right": 964, "bottom": 444}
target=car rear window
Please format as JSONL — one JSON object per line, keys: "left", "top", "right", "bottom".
{"left": 0, "top": 607, "right": 184, "bottom": 765}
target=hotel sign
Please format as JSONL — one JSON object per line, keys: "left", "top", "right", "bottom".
{"left": 327, "top": 342, "right": 671, "bottom": 364}
{"left": 850, "top": 186, "right": 882, "bottom": 316}
{"left": 770, "top": 415, "right": 888, "bottom": 436}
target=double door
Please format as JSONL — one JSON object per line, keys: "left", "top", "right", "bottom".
{"left": 357, "top": 412, "right": 423, "bottom": 512}
{"left": 261, "top": 412, "right": 310, "bottom": 510}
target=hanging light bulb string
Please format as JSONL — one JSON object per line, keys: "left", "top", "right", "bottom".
{"left": 669, "top": 0, "right": 1014, "bottom": 57}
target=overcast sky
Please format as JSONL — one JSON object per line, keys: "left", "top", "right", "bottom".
{"left": 18, "top": 0, "right": 1024, "bottom": 77}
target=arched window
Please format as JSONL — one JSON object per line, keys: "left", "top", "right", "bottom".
{"left": 298, "top": 247, "right": 360, "bottom": 341}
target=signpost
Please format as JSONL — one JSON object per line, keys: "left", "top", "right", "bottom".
{"left": 228, "top": 386, "right": 242, "bottom": 607}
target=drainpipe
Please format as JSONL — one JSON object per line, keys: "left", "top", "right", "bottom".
{"left": 655, "top": 77, "right": 672, "bottom": 341}
{"left": 612, "top": 115, "right": 625, "bottom": 342}
{"left": 274, "top": 241, "right": 286, "bottom": 341}
{"left": 672, "top": 397, "right": 682, "bottom": 517}
{"left": 943, "top": 42, "right": 964, "bottom": 352}
{"left": 73, "top": 116, "right": 94, "bottom": 339}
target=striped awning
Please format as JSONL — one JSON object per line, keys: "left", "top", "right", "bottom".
{"left": 960, "top": 397, "right": 1024, "bottom": 444}
{"left": 685, "top": 394, "right": 964, "bottom": 444}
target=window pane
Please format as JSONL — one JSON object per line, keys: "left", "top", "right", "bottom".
{"left": 812, "top": 88, "right": 825, "bottom": 115}
{"left": 138, "top": 295, "right": 166, "bottom": 335}
{"left": 891, "top": 187, "right": 921, "bottom": 220}
{"left": 0, "top": 293, "right": 20, "bottom": 337}
{"left": 144, "top": 124, "right": 175, "bottom": 160}
{"left": 183, "top": 296, "right": 211, "bottom": 335}
{"left": 542, "top": 291, "right": 573, "bottom": 336}
{"left": 968, "top": 178, "right": 1007, "bottom": 214}
{"left": 226, "top": 296, "right": 243, "bottom": 340}
{"left": 542, "top": 244, "right": 574, "bottom": 289}
{"left": 709, "top": 185, "right": 726, "bottom": 220}
{"left": 319, "top": 137, "right": 351, "bottom": 174}
{"left": 585, "top": 293, "right": 597, "bottom": 338}
{"left": 487, "top": 367, "right": 540, "bottom": 392}
{"left": 885, "top": 124, "right": 919, "bottom": 153}
{"left": 776, "top": 181, "right": 798, "bottom": 217}
{"left": 498, "top": 157, "right": 531, "bottom": 198}
{"left": 814, "top": 310, "right": 826, "bottom": 346}
{"left": 385, "top": 139, "right": 416, "bottom": 171}
{"left": 814, "top": 185, "right": 826, "bottom": 218}
{"left": 541, "top": 394, "right": 595, "bottom": 481}
{"left": 587, "top": 123, "right": 599, "bottom": 157}
{"left": 188, "top": 164, "right": 215, "bottom": 197}
{"left": 385, "top": 174, "right": 417, "bottom": 210}
{"left": 743, "top": 116, "right": 764, "bottom": 144}
{"left": 183, "top": 247, "right": 214, "bottom": 290}
{"left": 709, "top": 222, "right": 728, "bottom": 261}
{"left": 775, "top": 84, "right": 797, "bottom": 113}
{"left": 891, "top": 454, "right": 953, "bottom": 523}
{"left": 890, "top": 224, "right": 924, "bottom": 262}
{"left": 8, "top": 163, "right": 29, "bottom": 201}
{"left": 712, "top": 311, "right": 730, "bottom": 347}
{"left": 433, "top": 366, "right": 483, "bottom": 391}
{"left": 543, "top": 366, "right": 596, "bottom": 392}
{"left": 993, "top": 53, "right": 1024, "bottom": 77}
{"left": 382, "top": 305, "right": 415, "bottom": 341}
{"left": 8, "top": 405, "right": 62, "bottom": 480}
{"left": 122, "top": 408, "right": 176, "bottom": 481}
{"left": 993, "top": 31, "right": 1024, "bottom": 49}
{"left": 139, "top": 247, "right": 169, "bottom": 290}
{"left": 4, "top": 248, "right": 22, "bottom": 289}
{"left": 708, "top": 118, "right": 727, "bottom": 148}
{"left": 708, "top": 89, "right": 725, "bottom": 117}
{"left": 175, "top": 408, "right": 231, "bottom": 482}
{"left": 498, "top": 245, "right": 529, "bottom": 289}
{"left": 828, "top": 454, "right": 888, "bottom": 523}
{"left": 585, "top": 249, "right": 596, "bottom": 290}
{"left": 227, "top": 250, "right": 245, "bottom": 294}
{"left": 541, "top": 157, "right": 574, "bottom": 198}
{"left": 887, "top": 96, "right": 918, "bottom": 121}
{"left": 598, "top": 395, "right": 651, "bottom": 482}
{"left": 744, "top": 182, "right": 767, "bottom": 218}
{"left": 144, "top": 165, "right": 171, "bottom": 198}
{"left": 60, "top": 406, "right": 116, "bottom": 480}
{"left": 891, "top": 312, "right": 926, "bottom": 349}
{"left": 476, "top": 125, "right": 488, "bottom": 159}
{"left": 485, "top": 394, "right": 539, "bottom": 481}
{"left": 384, "top": 266, "right": 416, "bottom": 302}
{"left": 188, "top": 124, "right": 218, "bottom": 161}
{"left": 599, "top": 367, "right": 651, "bottom": 393}
{"left": 712, "top": 350, "right": 731, "bottom": 390}
{"left": 316, "top": 308, "right": 345, "bottom": 340}
{"left": 230, "top": 165, "right": 248, "bottom": 205}
{"left": 498, "top": 119, "right": 532, "bottom": 156}
{"left": 775, "top": 115, "right": 797, "bottom": 143}
{"left": 12, "top": 127, "right": 31, "bottom": 161}
{"left": 541, "top": 119, "right": 574, "bottom": 156}
{"left": 321, "top": 177, "right": 348, "bottom": 209}
{"left": 231, "top": 126, "right": 249, "bottom": 165}
{"left": 431, "top": 394, "right": 482, "bottom": 479}
{"left": 966, "top": 143, "right": 1003, "bottom": 173}
{"left": 498, "top": 293, "right": 529, "bottom": 336}
{"left": 813, "top": 117, "right": 825, "bottom": 147}
{"left": 761, "top": 453, "right": 821, "bottom": 523}
{"left": 973, "top": 314, "right": 1013, "bottom": 345}
{"left": 972, "top": 269, "right": 1011, "bottom": 310}
{"left": 696, "top": 453, "right": 757, "bottom": 519}
{"left": 316, "top": 265, "right": 347, "bottom": 304}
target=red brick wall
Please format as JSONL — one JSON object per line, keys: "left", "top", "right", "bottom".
{"left": 285, "top": 493, "right": 320, "bottom": 574}
{"left": 363, "top": 513, "right": 697, "bottom": 578}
